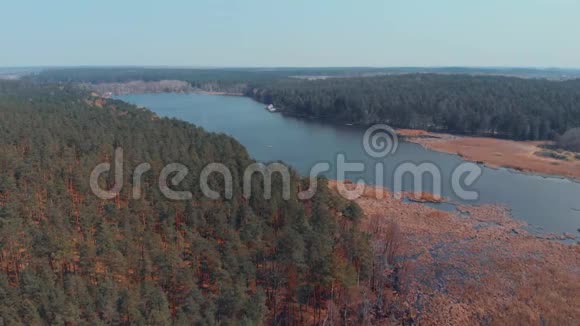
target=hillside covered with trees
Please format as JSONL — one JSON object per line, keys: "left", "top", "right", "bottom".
{"left": 0, "top": 81, "right": 391, "bottom": 325}
{"left": 3, "top": 76, "right": 579, "bottom": 324}
{"left": 249, "top": 74, "right": 580, "bottom": 140}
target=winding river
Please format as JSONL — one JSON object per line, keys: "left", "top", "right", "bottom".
{"left": 118, "top": 93, "right": 580, "bottom": 236}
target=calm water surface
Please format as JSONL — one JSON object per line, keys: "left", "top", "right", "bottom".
{"left": 118, "top": 93, "right": 580, "bottom": 235}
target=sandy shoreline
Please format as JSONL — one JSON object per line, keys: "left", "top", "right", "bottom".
{"left": 397, "top": 129, "right": 580, "bottom": 180}
{"left": 328, "top": 180, "right": 579, "bottom": 324}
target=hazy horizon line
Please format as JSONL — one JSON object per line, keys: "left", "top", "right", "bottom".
{"left": 2, "top": 65, "right": 580, "bottom": 71}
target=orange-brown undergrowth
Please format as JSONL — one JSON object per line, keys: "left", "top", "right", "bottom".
{"left": 329, "top": 181, "right": 580, "bottom": 325}
{"left": 399, "top": 129, "right": 580, "bottom": 179}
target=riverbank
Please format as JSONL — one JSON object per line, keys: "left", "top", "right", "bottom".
{"left": 397, "top": 129, "right": 580, "bottom": 179}
{"left": 328, "top": 180, "right": 579, "bottom": 324}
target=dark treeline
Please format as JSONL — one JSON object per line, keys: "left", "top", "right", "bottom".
{"left": 248, "top": 74, "right": 580, "bottom": 140}
{"left": 0, "top": 81, "right": 399, "bottom": 324}
{"left": 31, "top": 67, "right": 379, "bottom": 95}
{"left": 30, "top": 67, "right": 396, "bottom": 89}
{"left": 30, "top": 67, "right": 580, "bottom": 84}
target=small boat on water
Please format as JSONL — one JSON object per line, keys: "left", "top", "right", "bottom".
{"left": 265, "top": 104, "right": 277, "bottom": 112}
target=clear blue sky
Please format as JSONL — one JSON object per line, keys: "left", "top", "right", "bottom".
{"left": 1, "top": 0, "right": 579, "bottom": 67}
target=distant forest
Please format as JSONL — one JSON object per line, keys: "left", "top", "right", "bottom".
{"left": 249, "top": 75, "right": 580, "bottom": 140}
{"left": 31, "top": 68, "right": 580, "bottom": 140}
{"left": 30, "top": 66, "right": 580, "bottom": 83}
{"left": 0, "top": 81, "right": 399, "bottom": 324}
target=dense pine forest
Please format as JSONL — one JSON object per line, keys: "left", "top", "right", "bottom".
{"left": 5, "top": 72, "right": 580, "bottom": 324}
{"left": 248, "top": 74, "right": 580, "bottom": 140}
{"left": 31, "top": 68, "right": 580, "bottom": 141}
{"left": 0, "top": 81, "right": 391, "bottom": 325}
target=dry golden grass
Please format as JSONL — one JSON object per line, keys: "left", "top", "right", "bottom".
{"left": 329, "top": 181, "right": 580, "bottom": 324}
{"left": 400, "top": 129, "right": 580, "bottom": 179}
